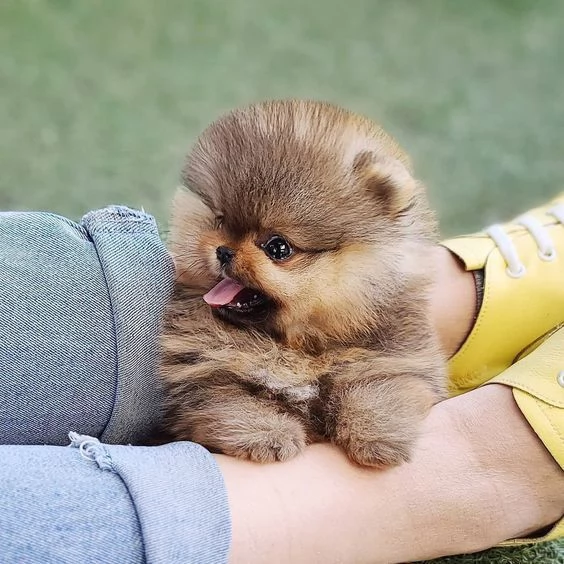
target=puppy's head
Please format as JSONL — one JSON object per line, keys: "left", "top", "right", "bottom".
{"left": 170, "top": 100, "right": 436, "bottom": 351}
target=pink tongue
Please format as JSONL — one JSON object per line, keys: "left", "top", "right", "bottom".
{"left": 203, "top": 278, "right": 245, "bottom": 307}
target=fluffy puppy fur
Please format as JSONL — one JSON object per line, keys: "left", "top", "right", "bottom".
{"left": 160, "top": 100, "right": 446, "bottom": 466}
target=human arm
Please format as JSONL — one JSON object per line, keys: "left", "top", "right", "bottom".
{"left": 218, "top": 384, "right": 563, "bottom": 564}
{"left": 0, "top": 208, "right": 230, "bottom": 563}
{"left": 0, "top": 441, "right": 230, "bottom": 563}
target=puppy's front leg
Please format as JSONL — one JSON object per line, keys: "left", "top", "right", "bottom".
{"left": 167, "top": 381, "right": 307, "bottom": 463}
{"left": 323, "top": 354, "right": 444, "bottom": 467}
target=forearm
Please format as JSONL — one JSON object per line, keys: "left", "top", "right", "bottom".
{"left": 217, "top": 384, "right": 564, "bottom": 564}
{"left": 218, "top": 400, "right": 484, "bottom": 564}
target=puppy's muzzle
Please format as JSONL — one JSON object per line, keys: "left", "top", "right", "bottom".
{"left": 216, "top": 246, "right": 235, "bottom": 267}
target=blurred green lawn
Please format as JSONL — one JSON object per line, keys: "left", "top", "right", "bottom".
{"left": 1, "top": 1, "right": 563, "bottom": 562}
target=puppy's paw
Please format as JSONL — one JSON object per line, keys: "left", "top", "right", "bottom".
{"left": 328, "top": 376, "right": 432, "bottom": 468}
{"left": 337, "top": 426, "right": 414, "bottom": 467}
{"left": 225, "top": 414, "right": 307, "bottom": 463}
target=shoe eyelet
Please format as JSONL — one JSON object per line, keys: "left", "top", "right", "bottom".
{"left": 506, "top": 264, "right": 526, "bottom": 279}
{"left": 557, "top": 371, "right": 564, "bottom": 388}
{"left": 539, "top": 248, "right": 556, "bottom": 262}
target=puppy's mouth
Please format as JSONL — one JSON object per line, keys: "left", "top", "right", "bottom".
{"left": 203, "top": 278, "right": 270, "bottom": 317}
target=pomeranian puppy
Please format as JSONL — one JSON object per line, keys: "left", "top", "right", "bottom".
{"left": 160, "top": 100, "right": 446, "bottom": 467}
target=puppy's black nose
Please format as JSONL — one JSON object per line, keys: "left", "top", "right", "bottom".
{"left": 216, "top": 246, "right": 235, "bottom": 266}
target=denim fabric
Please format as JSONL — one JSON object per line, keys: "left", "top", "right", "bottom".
{"left": 0, "top": 439, "right": 230, "bottom": 564}
{"left": 0, "top": 207, "right": 231, "bottom": 563}
{"left": 69, "top": 434, "right": 231, "bottom": 564}
{"left": 0, "top": 444, "right": 145, "bottom": 564}
{"left": 81, "top": 207, "right": 175, "bottom": 444}
{"left": 0, "top": 207, "right": 174, "bottom": 445}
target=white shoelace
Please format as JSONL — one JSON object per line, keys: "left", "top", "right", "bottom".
{"left": 485, "top": 203, "right": 564, "bottom": 278}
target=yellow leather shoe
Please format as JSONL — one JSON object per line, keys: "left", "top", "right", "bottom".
{"left": 443, "top": 192, "right": 564, "bottom": 394}
{"left": 442, "top": 192, "right": 564, "bottom": 544}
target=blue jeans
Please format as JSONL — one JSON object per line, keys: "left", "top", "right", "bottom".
{"left": 0, "top": 207, "right": 231, "bottom": 563}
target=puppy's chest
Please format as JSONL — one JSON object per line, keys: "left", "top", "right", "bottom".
{"left": 247, "top": 368, "right": 320, "bottom": 405}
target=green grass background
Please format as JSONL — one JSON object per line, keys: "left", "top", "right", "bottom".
{"left": 1, "top": 1, "right": 563, "bottom": 562}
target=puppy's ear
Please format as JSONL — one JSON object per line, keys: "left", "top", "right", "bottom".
{"left": 353, "top": 151, "right": 418, "bottom": 216}
{"left": 168, "top": 187, "right": 213, "bottom": 252}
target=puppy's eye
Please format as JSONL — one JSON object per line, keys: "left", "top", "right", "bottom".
{"left": 262, "top": 235, "right": 293, "bottom": 261}
{"left": 214, "top": 215, "right": 224, "bottom": 229}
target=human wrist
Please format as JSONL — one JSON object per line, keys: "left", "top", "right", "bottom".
{"left": 429, "top": 245, "right": 477, "bottom": 358}
{"left": 390, "top": 396, "right": 512, "bottom": 559}
{"left": 443, "top": 384, "right": 564, "bottom": 540}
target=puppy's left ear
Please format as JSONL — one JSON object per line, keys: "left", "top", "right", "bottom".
{"left": 353, "top": 151, "right": 419, "bottom": 216}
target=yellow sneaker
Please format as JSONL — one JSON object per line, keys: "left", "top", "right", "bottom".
{"left": 443, "top": 192, "right": 564, "bottom": 394}
{"left": 442, "top": 192, "right": 564, "bottom": 544}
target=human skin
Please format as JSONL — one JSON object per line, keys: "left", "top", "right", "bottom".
{"left": 214, "top": 246, "right": 564, "bottom": 564}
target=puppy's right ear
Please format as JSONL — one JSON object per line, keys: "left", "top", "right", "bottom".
{"left": 353, "top": 151, "right": 419, "bottom": 216}
{"left": 168, "top": 188, "right": 214, "bottom": 253}
{"left": 167, "top": 187, "right": 222, "bottom": 291}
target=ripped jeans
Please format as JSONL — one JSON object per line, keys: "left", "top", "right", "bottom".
{"left": 0, "top": 207, "right": 230, "bottom": 564}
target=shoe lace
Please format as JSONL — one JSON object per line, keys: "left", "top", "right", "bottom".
{"left": 485, "top": 203, "right": 564, "bottom": 278}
